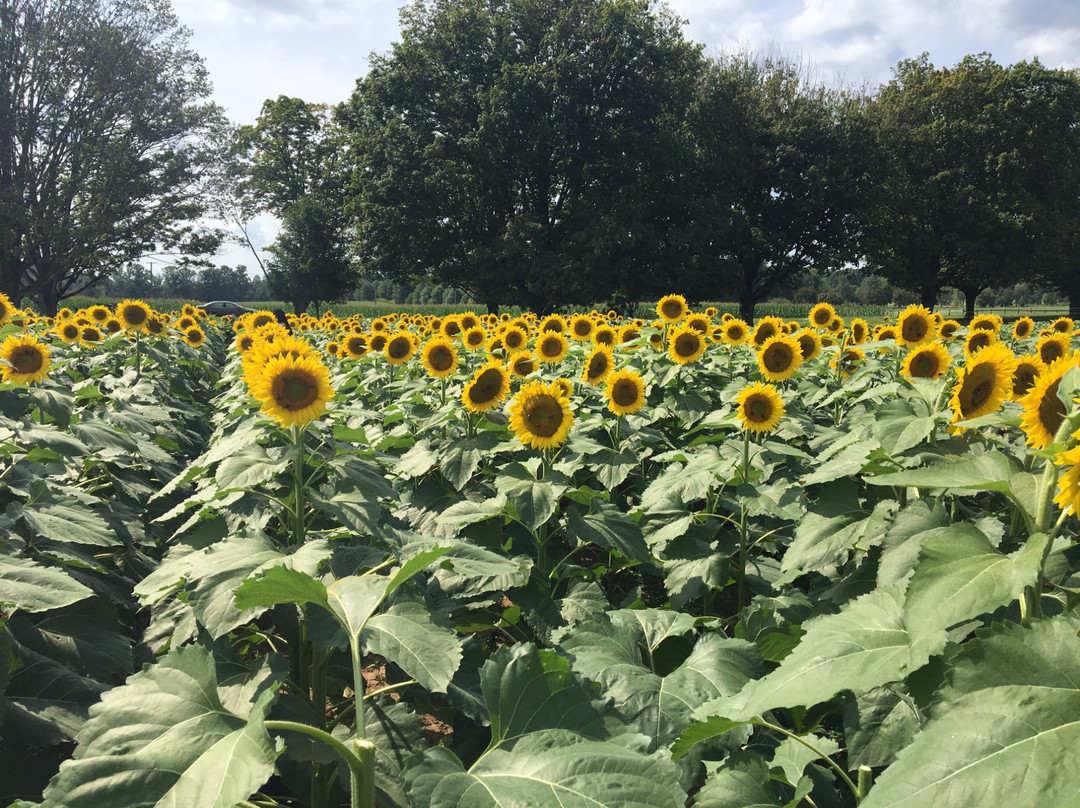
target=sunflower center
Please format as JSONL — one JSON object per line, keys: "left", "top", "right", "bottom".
{"left": 522, "top": 394, "right": 563, "bottom": 437}
{"left": 798, "top": 336, "right": 815, "bottom": 358}
{"left": 470, "top": 368, "right": 504, "bottom": 403}
{"left": 122, "top": 304, "right": 147, "bottom": 325}
{"left": 388, "top": 338, "right": 411, "bottom": 359}
{"left": 505, "top": 332, "right": 524, "bottom": 349}
{"left": 11, "top": 346, "right": 42, "bottom": 373}
{"left": 968, "top": 333, "right": 991, "bottom": 352}
{"left": 574, "top": 321, "right": 592, "bottom": 337}
{"left": 812, "top": 309, "right": 831, "bottom": 326}
{"left": 748, "top": 397, "right": 770, "bottom": 421}
{"left": 429, "top": 346, "right": 453, "bottom": 370}
{"left": 727, "top": 326, "right": 745, "bottom": 340}
{"left": 274, "top": 373, "right": 318, "bottom": 410}
{"left": 675, "top": 333, "right": 701, "bottom": 357}
{"left": 963, "top": 364, "right": 996, "bottom": 414}
{"left": 911, "top": 351, "right": 938, "bottom": 377}
{"left": 1013, "top": 366, "right": 1037, "bottom": 397}
{"left": 587, "top": 354, "right": 609, "bottom": 379}
{"left": 661, "top": 301, "right": 683, "bottom": 319}
{"left": 764, "top": 343, "right": 794, "bottom": 372}
{"left": 1016, "top": 322, "right": 1031, "bottom": 337}
{"left": 612, "top": 378, "right": 640, "bottom": 406}
{"left": 515, "top": 357, "right": 535, "bottom": 375}
{"left": 1038, "top": 379, "right": 1066, "bottom": 437}
{"left": 754, "top": 325, "right": 776, "bottom": 345}
{"left": 541, "top": 338, "right": 562, "bottom": 358}
{"left": 902, "top": 316, "right": 927, "bottom": 343}
{"left": 1042, "top": 342, "right": 1064, "bottom": 364}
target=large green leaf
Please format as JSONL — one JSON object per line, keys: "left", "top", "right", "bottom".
{"left": 0, "top": 556, "right": 93, "bottom": 613}
{"left": 692, "top": 751, "right": 784, "bottom": 808}
{"left": 866, "top": 452, "right": 1033, "bottom": 516}
{"left": 862, "top": 616, "right": 1080, "bottom": 808}
{"left": 41, "top": 644, "right": 281, "bottom": 808}
{"left": 494, "top": 461, "right": 566, "bottom": 531}
{"left": 362, "top": 599, "right": 463, "bottom": 693}
{"left": 696, "top": 587, "right": 934, "bottom": 722}
{"left": 566, "top": 502, "right": 651, "bottom": 563}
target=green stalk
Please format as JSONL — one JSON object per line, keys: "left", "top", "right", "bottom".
{"left": 737, "top": 429, "right": 751, "bottom": 612}
{"left": 264, "top": 721, "right": 374, "bottom": 808}
{"left": 291, "top": 424, "right": 307, "bottom": 547}
{"left": 757, "top": 719, "right": 861, "bottom": 803}
{"left": 350, "top": 636, "right": 367, "bottom": 740}
{"left": 134, "top": 330, "right": 142, "bottom": 380}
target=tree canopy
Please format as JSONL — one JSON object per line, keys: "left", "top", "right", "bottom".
{"left": 0, "top": 0, "right": 226, "bottom": 313}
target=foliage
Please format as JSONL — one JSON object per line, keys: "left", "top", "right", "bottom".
{"left": 0, "top": 0, "right": 227, "bottom": 314}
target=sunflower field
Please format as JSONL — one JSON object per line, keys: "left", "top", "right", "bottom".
{"left": 2, "top": 294, "right": 1080, "bottom": 808}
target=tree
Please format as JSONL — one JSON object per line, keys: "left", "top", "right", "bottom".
{"left": 680, "top": 54, "right": 872, "bottom": 321}
{"left": 0, "top": 0, "right": 226, "bottom": 313}
{"left": 340, "top": 0, "right": 702, "bottom": 313}
{"left": 864, "top": 54, "right": 1038, "bottom": 317}
{"left": 230, "top": 96, "right": 355, "bottom": 313}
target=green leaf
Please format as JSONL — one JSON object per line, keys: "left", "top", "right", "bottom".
{"left": 41, "top": 644, "right": 280, "bottom": 808}
{"left": 771, "top": 733, "right": 840, "bottom": 787}
{"left": 362, "top": 599, "right": 463, "bottom": 693}
{"left": 494, "top": 462, "right": 564, "bottom": 531}
{"left": 671, "top": 716, "right": 753, "bottom": 761}
{"left": 866, "top": 452, "right": 1030, "bottom": 514}
{"left": 692, "top": 750, "right": 783, "bottom": 808}
{"left": 566, "top": 503, "right": 651, "bottom": 563}
{"left": 844, "top": 685, "right": 921, "bottom": 769}
{"left": 429, "top": 544, "right": 533, "bottom": 601}
{"left": 697, "top": 587, "right": 933, "bottom": 722}
{"left": 233, "top": 565, "right": 330, "bottom": 613}
{"left": 779, "top": 499, "right": 896, "bottom": 582}
{"left": 0, "top": 556, "right": 93, "bottom": 612}
{"left": 862, "top": 616, "right": 1080, "bottom": 808}
{"left": 436, "top": 494, "right": 509, "bottom": 528}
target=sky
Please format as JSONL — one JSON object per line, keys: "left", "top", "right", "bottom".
{"left": 170, "top": 0, "right": 1080, "bottom": 274}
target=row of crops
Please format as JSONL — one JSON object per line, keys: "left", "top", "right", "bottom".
{"left": 2, "top": 294, "right": 1078, "bottom": 808}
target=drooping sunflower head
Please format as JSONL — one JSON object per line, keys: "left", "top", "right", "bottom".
{"left": 568, "top": 314, "right": 596, "bottom": 342}
{"left": 0, "top": 335, "right": 50, "bottom": 384}
{"left": 1011, "top": 354, "right": 1044, "bottom": 399}
{"left": 461, "top": 360, "right": 511, "bottom": 412}
{"left": 1019, "top": 352, "right": 1080, "bottom": 448}
{"left": 508, "top": 379, "right": 575, "bottom": 450}
{"left": 385, "top": 332, "right": 417, "bottom": 365}
{"left": 808, "top": 302, "right": 836, "bottom": 329}
{"left": 249, "top": 352, "right": 334, "bottom": 428}
{"left": 849, "top": 318, "right": 870, "bottom": 345}
{"left": 721, "top": 318, "right": 750, "bottom": 345}
{"left": 582, "top": 345, "right": 614, "bottom": 385}
{"left": 1037, "top": 332, "right": 1071, "bottom": 366}
{"left": 970, "top": 314, "right": 1003, "bottom": 334}
{"left": 668, "top": 324, "right": 706, "bottom": 364}
{"left": 656, "top": 294, "right": 688, "bottom": 324}
{"left": 757, "top": 334, "right": 803, "bottom": 381}
{"left": 963, "top": 329, "right": 998, "bottom": 359}
{"left": 606, "top": 368, "right": 647, "bottom": 416}
{"left": 751, "top": 317, "right": 784, "bottom": 347}
{"left": 794, "top": 329, "right": 822, "bottom": 361}
{"left": 735, "top": 381, "right": 785, "bottom": 433}
{"left": 902, "top": 341, "right": 951, "bottom": 381}
{"left": 421, "top": 336, "right": 458, "bottom": 378}
{"left": 896, "top": 304, "right": 937, "bottom": 347}
{"left": 1051, "top": 316, "right": 1075, "bottom": 334}
{"left": 536, "top": 331, "right": 569, "bottom": 363}
{"left": 949, "top": 342, "right": 1018, "bottom": 430}
{"left": 1012, "top": 317, "right": 1036, "bottom": 340}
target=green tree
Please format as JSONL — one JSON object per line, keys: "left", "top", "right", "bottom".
{"left": 681, "top": 54, "right": 871, "bottom": 322}
{"left": 0, "top": 0, "right": 226, "bottom": 313}
{"left": 230, "top": 96, "right": 355, "bottom": 313}
{"left": 340, "top": 0, "right": 701, "bottom": 313}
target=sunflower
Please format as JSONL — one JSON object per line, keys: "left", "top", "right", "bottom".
{"left": 250, "top": 311, "right": 276, "bottom": 329}
{"left": 458, "top": 312, "right": 480, "bottom": 332}
{"left": 963, "top": 329, "right": 997, "bottom": 358}
{"left": 794, "top": 328, "right": 822, "bottom": 360}
{"left": 970, "top": 314, "right": 1002, "bottom": 333}
{"left": 88, "top": 304, "right": 111, "bottom": 323}
{"left": 874, "top": 324, "right": 898, "bottom": 343}
{"left": 568, "top": 314, "right": 595, "bottom": 342}
{"left": 420, "top": 336, "right": 458, "bottom": 379}
{"left": 896, "top": 304, "right": 937, "bottom": 347}
{"left": 539, "top": 314, "right": 567, "bottom": 333}
{"left": 830, "top": 347, "right": 865, "bottom": 377}
{"left": 849, "top": 318, "right": 870, "bottom": 345}
{"left": 461, "top": 360, "right": 511, "bottom": 412}
{"left": 939, "top": 320, "right": 962, "bottom": 341}
{"left": 146, "top": 316, "right": 167, "bottom": 336}
{"left": 949, "top": 342, "right": 1018, "bottom": 429}
{"left": 1036, "top": 332, "right": 1071, "bottom": 366}
{"left": 113, "top": 299, "right": 152, "bottom": 331}
{"left": 618, "top": 323, "right": 642, "bottom": 347}
{"left": 593, "top": 324, "right": 617, "bottom": 347}
{"left": 369, "top": 333, "right": 388, "bottom": 353}
{"left": 501, "top": 325, "right": 529, "bottom": 354}
{"left": 756, "top": 334, "right": 802, "bottom": 381}
{"left": 902, "top": 341, "right": 951, "bottom": 380}
{"left": 104, "top": 318, "right": 122, "bottom": 334}
{"left": 175, "top": 315, "right": 196, "bottom": 331}
{"left": 0, "top": 335, "right": 50, "bottom": 384}
{"left": 751, "top": 317, "right": 784, "bottom": 347}
{"left": 551, "top": 377, "right": 574, "bottom": 399}
{"left": 656, "top": 294, "right": 688, "bottom": 323}
{"left": 735, "top": 382, "right": 785, "bottom": 433}
{"left": 461, "top": 326, "right": 487, "bottom": 350}
{"left": 508, "top": 380, "right": 575, "bottom": 450}
{"left": 385, "top": 333, "right": 417, "bottom": 365}
{"left": 181, "top": 303, "right": 198, "bottom": 318}
{"left": 1019, "top": 353, "right": 1080, "bottom": 448}
{"left": 1053, "top": 445, "right": 1080, "bottom": 515}
{"left": 56, "top": 321, "right": 82, "bottom": 343}
{"left": 579, "top": 345, "right": 612, "bottom": 385}
{"left": 510, "top": 350, "right": 538, "bottom": 378}
{"left": 342, "top": 333, "right": 369, "bottom": 359}
{"left": 1011, "top": 316, "right": 1036, "bottom": 340}
{"left": 1051, "top": 316, "right": 1075, "bottom": 334}
{"left": 326, "top": 341, "right": 341, "bottom": 358}
{"left": 685, "top": 313, "right": 711, "bottom": 334}
{"left": 808, "top": 302, "right": 836, "bottom": 329}
{"left": 1011, "top": 355, "right": 1044, "bottom": 399}
{"left": 80, "top": 325, "right": 103, "bottom": 344}
{"left": 183, "top": 327, "right": 206, "bottom": 347}
{"left": 536, "top": 331, "right": 570, "bottom": 363}
{"left": 249, "top": 352, "right": 334, "bottom": 427}
{"left": 0, "top": 291, "right": 14, "bottom": 326}
{"left": 606, "top": 368, "right": 647, "bottom": 416}
{"left": 827, "top": 315, "right": 846, "bottom": 334}
{"left": 720, "top": 318, "right": 750, "bottom": 345}
{"left": 668, "top": 324, "right": 706, "bottom": 364}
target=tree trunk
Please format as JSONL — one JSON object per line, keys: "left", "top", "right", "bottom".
{"left": 1070, "top": 288, "right": 1080, "bottom": 322}
{"left": 961, "top": 287, "right": 982, "bottom": 324}
{"left": 919, "top": 285, "right": 938, "bottom": 312}
{"left": 738, "top": 291, "right": 756, "bottom": 324}
{"left": 485, "top": 300, "right": 498, "bottom": 315}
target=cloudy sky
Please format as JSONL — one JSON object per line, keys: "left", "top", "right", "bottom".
{"left": 171, "top": 0, "right": 1080, "bottom": 271}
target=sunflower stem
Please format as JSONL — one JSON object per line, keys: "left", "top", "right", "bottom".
{"left": 738, "top": 429, "right": 751, "bottom": 613}
{"left": 134, "top": 330, "right": 141, "bottom": 381}
{"left": 291, "top": 424, "right": 307, "bottom": 547}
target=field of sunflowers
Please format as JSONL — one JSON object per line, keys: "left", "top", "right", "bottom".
{"left": 2, "top": 293, "right": 1079, "bottom": 808}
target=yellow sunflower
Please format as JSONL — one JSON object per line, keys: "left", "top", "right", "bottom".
{"left": 582, "top": 345, "right": 614, "bottom": 385}
{"left": 536, "top": 331, "right": 570, "bottom": 363}
{"left": 963, "top": 329, "right": 998, "bottom": 358}
{"left": 656, "top": 294, "right": 688, "bottom": 324}
{"left": 385, "top": 333, "right": 418, "bottom": 365}
{"left": 249, "top": 352, "right": 334, "bottom": 428}
{"left": 0, "top": 335, "right": 50, "bottom": 384}
{"left": 606, "top": 368, "right": 647, "bottom": 416}
{"left": 902, "top": 341, "right": 951, "bottom": 380}
{"left": 183, "top": 327, "right": 206, "bottom": 347}
{"left": 80, "top": 325, "right": 103, "bottom": 344}
{"left": 593, "top": 324, "right": 617, "bottom": 347}
{"left": 501, "top": 325, "right": 529, "bottom": 354}
{"left": 896, "top": 304, "right": 937, "bottom": 347}
{"left": 0, "top": 291, "right": 14, "bottom": 326}
{"left": 510, "top": 350, "right": 538, "bottom": 378}
{"left": 751, "top": 317, "right": 784, "bottom": 347}
{"left": 1019, "top": 353, "right": 1080, "bottom": 448}
{"left": 1012, "top": 317, "right": 1035, "bottom": 340}
{"left": 104, "top": 318, "right": 122, "bottom": 334}
{"left": 461, "top": 326, "right": 487, "bottom": 350}
{"left": 115, "top": 299, "right": 154, "bottom": 332}
{"left": 830, "top": 347, "right": 865, "bottom": 377}
{"left": 539, "top": 314, "right": 567, "bottom": 333}
{"left": 849, "top": 318, "right": 870, "bottom": 345}
{"left": 508, "top": 380, "right": 574, "bottom": 450}
{"left": 757, "top": 334, "right": 803, "bottom": 381}
{"left": 735, "top": 381, "right": 785, "bottom": 433}
{"left": 146, "top": 316, "right": 167, "bottom": 336}
{"left": 668, "top": 324, "right": 707, "bottom": 364}
{"left": 949, "top": 342, "right": 1018, "bottom": 430}
{"left": 1053, "top": 445, "right": 1080, "bottom": 515}
{"left": 794, "top": 328, "right": 822, "bottom": 361}
{"left": 421, "top": 336, "right": 459, "bottom": 379}
{"left": 720, "top": 318, "right": 750, "bottom": 346}
{"left": 366, "top": 332, "right": 386, "bottom": 354}
{"left": 551, "top": 377, "right": 573, "bottom": 399}
{"left": 1051, "top": 316, "right": 1074, "bottom": 334}
{"left": 175, "top": 315, "right": 197, "bottom": 331}
{"left": 1036, "top": 332, "right": 1071, "bottom": 366}
{"left": 342, "top": 333, "right": 370, "bottom": 359}
{"left": 827, "top": 315, "right": 846, "bottom": 334}
{"left": 458, "top": 312, "right": 480, "bottom": 332}
{"left": 1011, "top": 354, "right": 1044, "bottom": 399}
{"left": 808, "top": 302, "right": 836, "bottom": 329}
{"left": 648, "top": 331, "right": 664, "bottom": 351}
{"left": 970, "top": 314, "right": 1002, "bottom": 333}
{"left": 618, "top": 323, "right": 642, "bottom": 348}
{"left": 181, "top": 303, "right": 198, "bottom": 318}
{"left": 568, "top": 314, "right": 596, "bottom": 342}
{"left": 685, "top": 313, "right": 711, "bottom": 334}
{"left": 939, "top": 320, "right": 962, "bottom": 341}
{"left": 325, "top": 341, "right": 341, "bottom": 358}
{"left": 56, "top": 321, "right": 82, "bottom": 343}
{"left": 461, "top": 360, "right": 511, "bottom": 412}
{"left": 88, "top": 304, "right": 111, "bottom": 323}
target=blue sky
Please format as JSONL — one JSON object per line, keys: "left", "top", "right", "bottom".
{"left": 171, "top": 0, "right": 1080, "bottom": 273}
